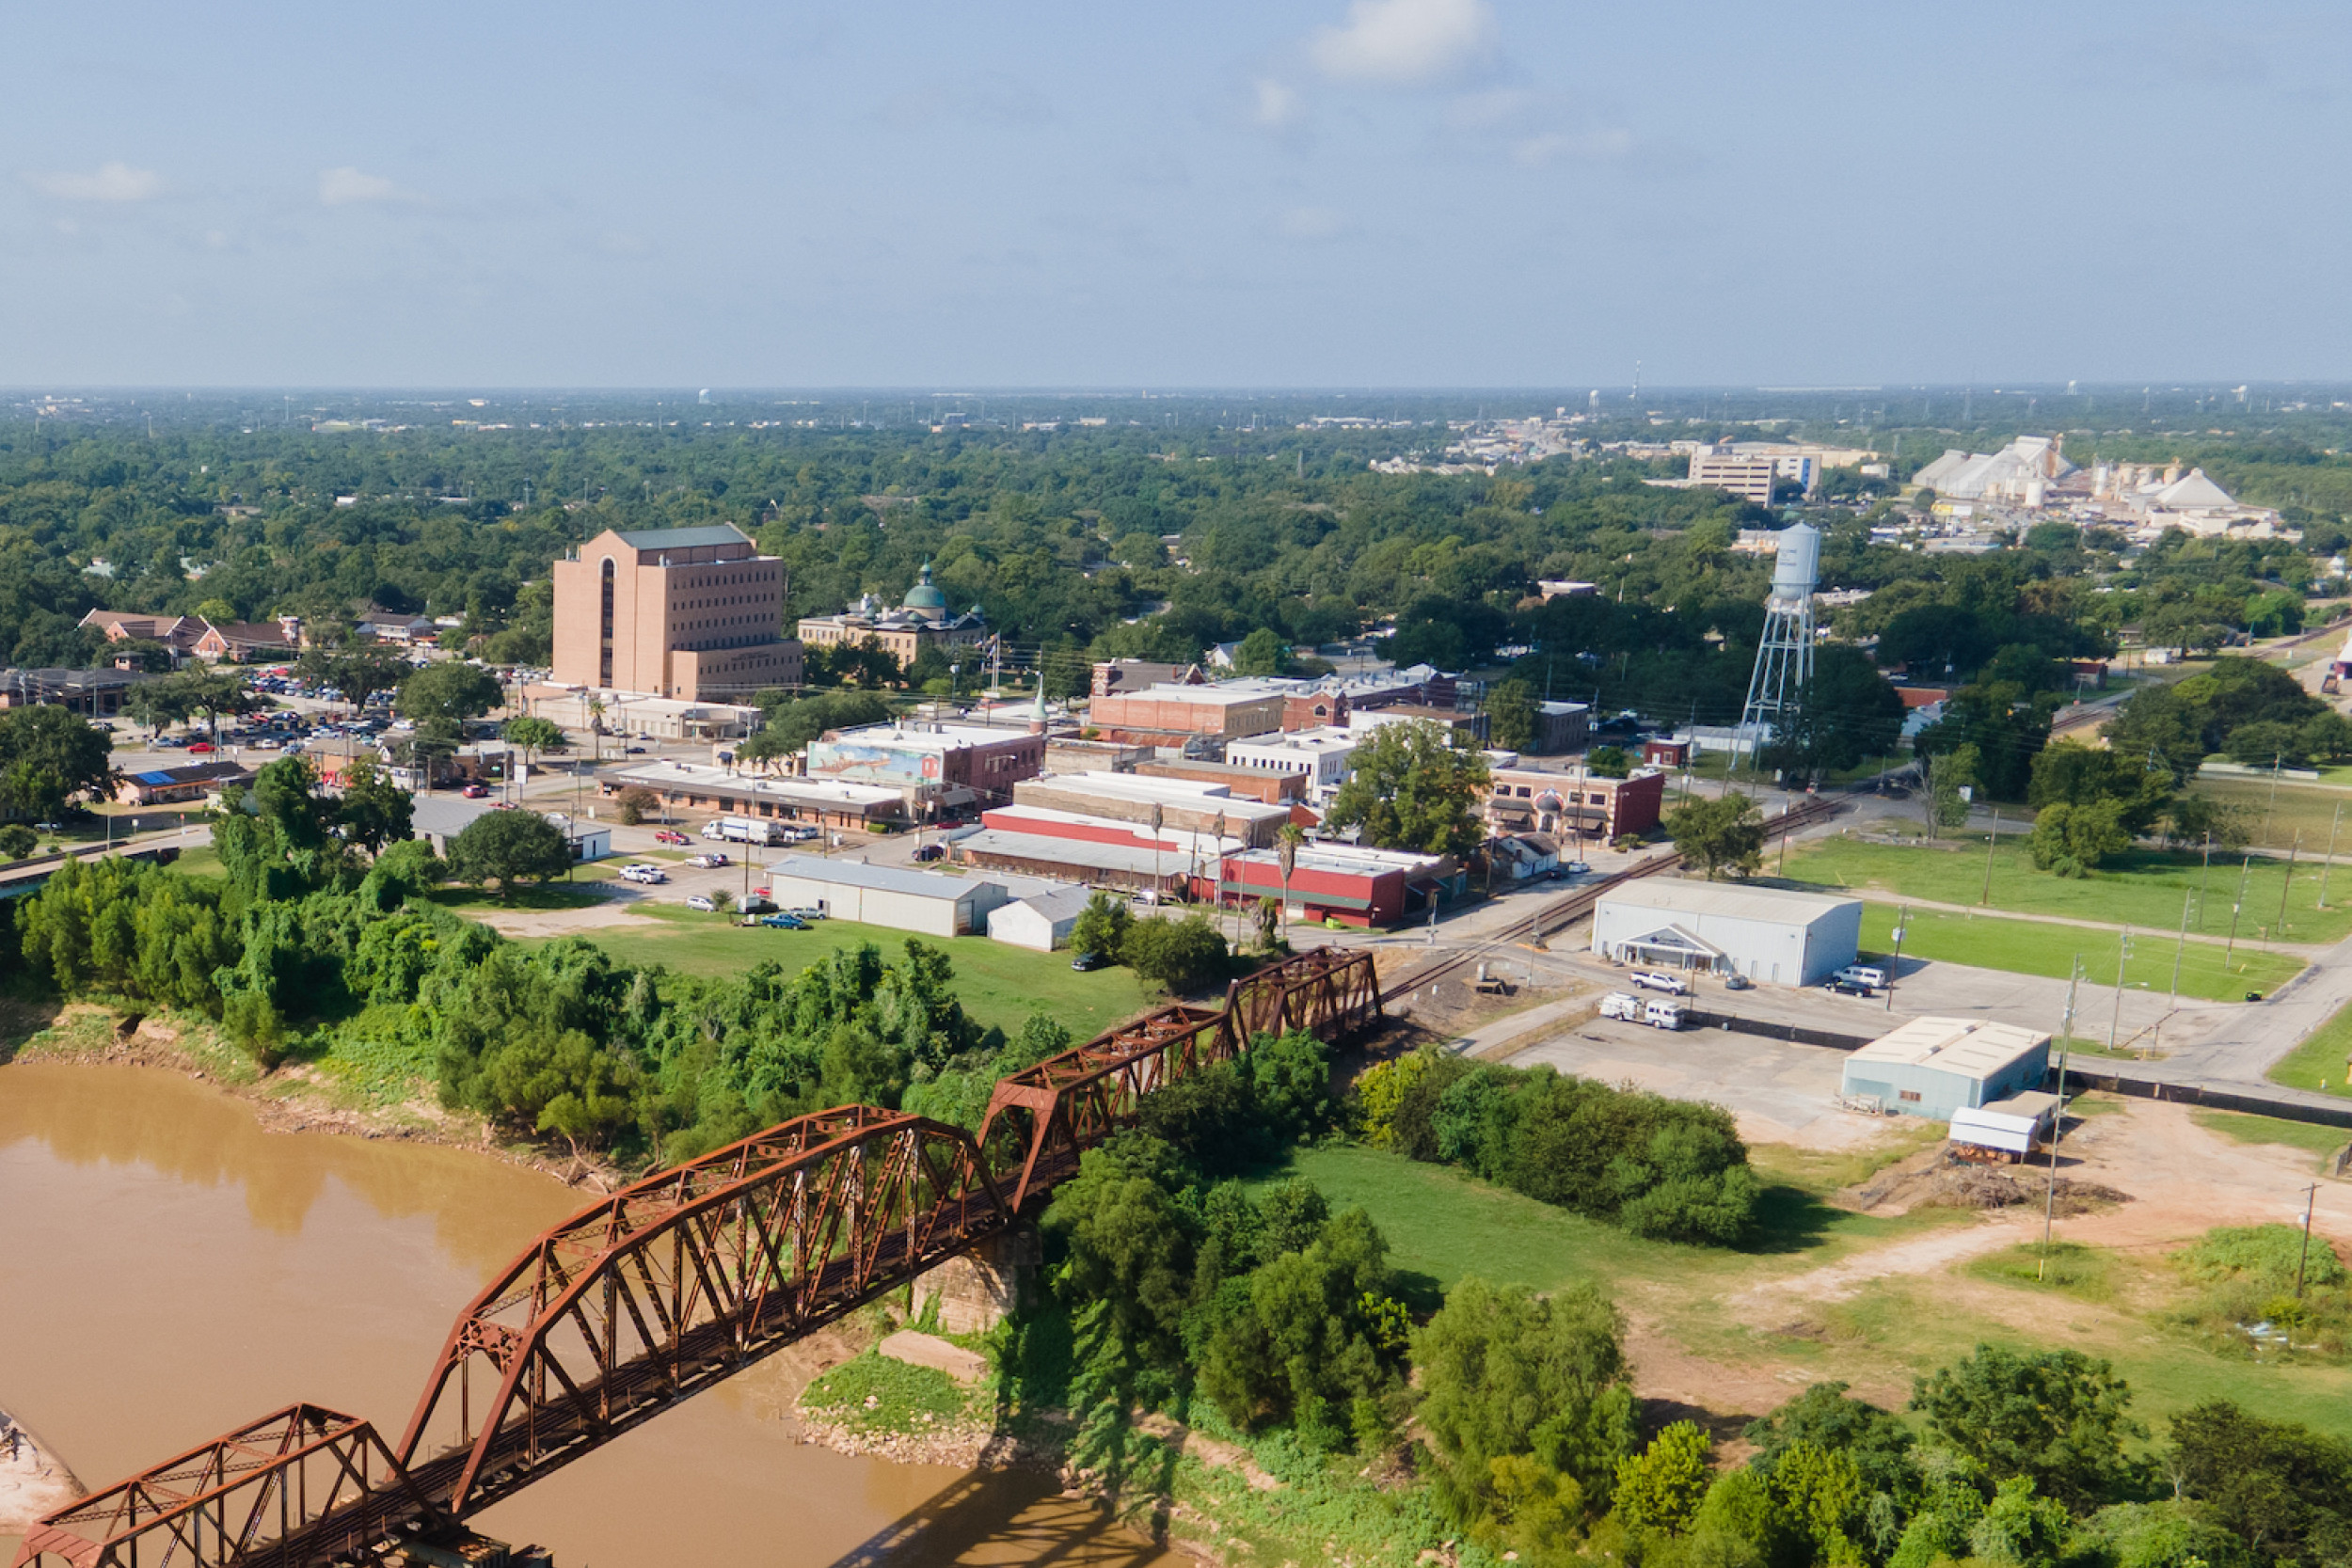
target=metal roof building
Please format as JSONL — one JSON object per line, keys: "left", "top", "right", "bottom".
{"left": 1839, "top": 1017, "right": 2052, "bottom": 1120}
{"left": 987, "top": 884, "right": 1095, "bottom": 951}
{"left": 1590, "top": 879, "right": 1860, "bottom": 987}
{"left": 762, "top": 854, "right": 1012, "bottom": 938}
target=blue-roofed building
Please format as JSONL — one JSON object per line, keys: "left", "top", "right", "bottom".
{"left": 113, "top": 759, "right": 255, "bottom": 806}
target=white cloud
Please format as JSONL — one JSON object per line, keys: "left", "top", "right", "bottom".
{"left": 1515, "top": 129, "right": 1635, "bottom": 166}
{"left": 1254, "top": 77, "right": 1305, "bottom": 128}
{"left": 1277, "top": 205, "right": 1349, "bottom": 242}
{"left": 1310, "top": 0, "right": 1497, "bottom": 86}
{"left": 26, "top": 162, "right": 163, "bottom": 202}
{"left": 318, "top": 166, "right": 423, "bottom": 206}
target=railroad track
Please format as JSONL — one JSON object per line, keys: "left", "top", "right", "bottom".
{"left": 1375, "top": 793, "right": 1846, "bottom": 1006}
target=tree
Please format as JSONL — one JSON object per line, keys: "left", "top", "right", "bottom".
{"left": 1486, "top": 678, "right": 1538, "bottom": 752}
{"left": 446, "top": 810, "right": 573, "bottom": 901}
{"left": 0, "top": 822, "right": 36, "bottom": 859}
{"left": 613, "top": 785, "right": 658, "bottom": 825}
{"left": 301, "top": 640, "right": 410, "bottom": 712}
{"left": 2167, "top": 1400, "right": 2352, "bottom": 1563}
{"left": 1909, "top": 1343, "right": 2144, "bottom": 1510}
{"left": 1120, "top": 912, "right": 1229, "bottom": 994}
{"left": 2026, "top": 799, "right": 2132, "bottom": 878}
{"left": 1323, "top": 721, "right": 1490, "bottom": 859}
{"left": 1197, "top": 1207, "right": 1399, "bottom": 1449}
{"left": 336, "top": 757, "right": 414, "bottom": 854}
{"left": 502, "top": 716, "right": 567, "bottom": 765}
{"left": 1761, "top": 645, "right": 1907, "bottom": 784}
{"left": 397, "top": 661, "right": 503, "bottom": 725}
{"left": 1664, "top": 793, "right": 1765, "bottom": 879}
{"left": 1922, "top": 743, "right": 1979, "bottom": 838}
{"left": 1615, "top": 1420, "right": 1714, "bottom": 1535}
{"left": 1232, "top": 626, "right": 1289, "bottom": 677}
{"left": 0, "top": 705, "right": 114, "bottom": 821}
{"left": 1413, "top": 1277, "right": 1636, "bottom": 1530}
{"left": 1070, "top": 890, "right": 1133, "bottom": 961}
{"left": 2028, "top": 737, "right": 2173, "bottom": 833}
{"left": 1587, "top": 744, "right": 1632, "bottom": 779}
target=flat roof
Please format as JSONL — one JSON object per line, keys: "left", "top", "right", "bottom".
{"left": 1848, "top": 1016, "right": 2051, "bottom": 1080}
{"left": 1229, "top": 841, "right": 1446, "bottom": 876}
{"left": 988, "top": 803, "right": 1242, "bottom": 854}
{"left": 1228, "top": 727, "right": 1359, "bottom": 755}
{"left": 612, "top": 525, "right": 754, "bottom": 551}
{"left": 959, "top": 828, "right": 1179, "bottom": 879}
{"left": 766, "top": 854, "right": 1004, "bottom": 902}
{"left": 1597, "top": 879, "right": 1860, "bottom": 925}
{"left": 608, "top": 762, "right": 901, "bottom": 807}
{"left": 1026, "top": 772, "right": 1292, "bottom": 817}
{"left": 818, "top": 722, "right": 1031, "bottom": 751}
{"left": 1117, "top": 681, "right": 1290, "bottom": 706}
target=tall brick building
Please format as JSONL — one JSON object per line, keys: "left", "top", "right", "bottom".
{"left": 551, "top": 525, "right": 802, "bottom": 701}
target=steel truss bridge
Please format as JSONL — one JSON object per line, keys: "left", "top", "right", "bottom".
{"left": 15, "top": 947, "right": 1381, "bottom": 1568}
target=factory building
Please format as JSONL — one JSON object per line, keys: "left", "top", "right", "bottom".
{"left": 1839, "top": 1017, "right": 2052, "bottom": 1121}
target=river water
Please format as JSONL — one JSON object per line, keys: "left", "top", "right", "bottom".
{"left": 0, "top": 1063, "right": 1172, "bottom": 1567}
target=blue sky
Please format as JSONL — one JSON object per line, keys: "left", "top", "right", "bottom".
{"left": 5, "top": 1, "right": 2346, "bottom": 388}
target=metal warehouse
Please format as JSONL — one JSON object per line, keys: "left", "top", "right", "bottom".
{"left": 1838, "top": 1016, "right": 2052, "bottom": 1120}
{"left": 1590, "top": 879, "right": 1862, "bottom": 987}
{"left": 762, "top": 855, "right": 1011, "bottom": 938}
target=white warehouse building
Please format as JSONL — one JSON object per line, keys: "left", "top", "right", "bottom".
{"left": 1591, "top": 879, "right": 1863, "bottom": 987}
{"left": 762, "top": 855, "right": 1012, "bottom": 938}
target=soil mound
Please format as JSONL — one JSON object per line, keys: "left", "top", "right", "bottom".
{"left": 1846, "top": 1149, "right": 2130, "bottom": 1217}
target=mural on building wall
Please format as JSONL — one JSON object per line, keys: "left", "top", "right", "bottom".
{"left": 804, "top": 740, "right": 938, "bottom": 784}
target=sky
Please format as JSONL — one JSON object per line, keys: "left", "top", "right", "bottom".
{"left": 5, "top": 0, "right": 2349, "bottom": 389}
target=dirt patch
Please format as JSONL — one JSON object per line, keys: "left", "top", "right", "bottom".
{"left": 469, "top": 902, "right": 660, "bottom": 939}
{"left": 1846, "top": 1148, "right": 2131, "bottom": 1218}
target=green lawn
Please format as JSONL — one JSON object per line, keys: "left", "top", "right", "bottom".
{"left": 1780, "top": 834, "right": 2352, "bottom": 945}
{"left": 2190, "top": 1108, "right": 2352, "bottom": 1164}
{"left": 2189, "top": 776, "right": 2352, "bottom": 857}
{"left": 562, "top": 904, "right": 1152, "bottom": 1038}
{"left": 1857, "top": 903, "right": 2303, "bottom": 1002}
{"left": 1269, "top": 1142, "right": 2352, "bottom": 1438}
{"left": 2269, "top": 1001, "right": 2352, "bottom": 1099}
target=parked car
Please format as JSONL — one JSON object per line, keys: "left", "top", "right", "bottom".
{"left": 686, "top": 852, "right": 729, "bottom": 868}
{"left": 759, "top": 912, "right": 808, "bottom": 929}
{"left": 1070, "top": 951, "right": 1109, "bottom": 972}
{"left": 1630, "top": 971, "right": 1690, "bottom": 995}
{"left": 1643, "top": 999, "right": 1688, "bottom": 1031}
{"left": 1723, "top": 973, "right": 1754, "bottom": 991}
{"left": 752, "top": 886, "right": 771, "bottom": 899}
{"left": 1824, "top": 977, "right": 1875, "bottom": 998}
{"left": 1835, "top": 964, "right": 1890, "bottom": 990}
{"left": 625, "top": 745, "right": 647, "bottom": 754}
{"left": 912, "top": 843, "right": 946, "bottom": 863}
{"left": 684, "top": 895, "right": 716, "bottom": 912}
{"left": 654, "top": 830, "right": 690, "bottom": 846}
{"left": 782, "top": 906, "right": 826, "bottom": 922}
{"left": 1597, "top": 991, "right": 1643, "bottom": 1022}
{"left": 1561, "top": 861, "right": 1591, "bottom": 876}
{"left": 740, "top": 895, "right": 778, "bottom": 915}
{"left": 619, "top": 863, "right": 668, "bottom": 884}
{"left": 461, "top": 784, "right": 489, "bottom": 799}
{"left": 185, "top": 741, "right": 214, "bottom": 753}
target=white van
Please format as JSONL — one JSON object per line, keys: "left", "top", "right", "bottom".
{"left": 704, "top": 816, "right": 786, "bottom": 847}
{"left": 1598, "top": 991, "right": 1644, "bottom": 1022}
{"left": 1836, "top": 964, "right": 1889, "bottom": 990}
{"left": 1643, "top": 999, "right": 1688, "bottom": 1031}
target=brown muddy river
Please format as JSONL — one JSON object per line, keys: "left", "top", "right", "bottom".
{"left": 0, "top": 1063, "right": 1173, "bottom": 1567}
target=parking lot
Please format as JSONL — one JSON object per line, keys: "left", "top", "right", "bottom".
{"left": 1508, "top": 1015, "right": 1881, "bottom": 1149}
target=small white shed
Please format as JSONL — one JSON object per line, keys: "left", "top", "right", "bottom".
{"left": 987, "top": 885, "right": 1095, "bottom": 951}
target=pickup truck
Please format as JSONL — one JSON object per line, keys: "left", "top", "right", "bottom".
{"left": 1630, "top": 971, "right": 1691, "bottom": 995}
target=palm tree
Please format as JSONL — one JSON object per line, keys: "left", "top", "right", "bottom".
{"left": 1276, "top": 823, "right": 1304, "bottom": 949}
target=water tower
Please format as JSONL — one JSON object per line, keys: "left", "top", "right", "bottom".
{"left": 1737, "top": 520, "right": 1820, "bottom": 770}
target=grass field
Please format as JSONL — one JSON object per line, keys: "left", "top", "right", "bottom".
{"left": 2190, "top": 1108, "right": 2352, "bottom": 1164}
{"left": 2193, "top": 776, "right": 2352, "bottom": 856}
{"left": 1273, "top": 1136, "right": 2352, "bottom": 1437}
{"left": 1781, "top": 834, "right": 2352, "bottom": 944}
{"left": 1856, "top": 903, "right": 2303, "bottom": 1001}
{"left": 554, "top": 904, "right": 1152, "bottom": 1037}
{"left": 2268, "top": 1002, "right": 2352, "bottom": 1099}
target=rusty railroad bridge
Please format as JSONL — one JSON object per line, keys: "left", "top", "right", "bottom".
{"left": 17, "top": 947, "right": 1383, "bottom": 1568}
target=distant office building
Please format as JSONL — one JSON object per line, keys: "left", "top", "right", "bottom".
{"left": 1688, "top": 453, "right": 1779, "bottom": 506}
{"left": 552, "top": 524, "right": 801, "bottom": 701}
{"left": 796, "top": 562, "right": 989, "bottom": 666}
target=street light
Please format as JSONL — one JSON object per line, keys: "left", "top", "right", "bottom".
{"left": 1884, "top": 910, "right": 1908, "bottom": 1011}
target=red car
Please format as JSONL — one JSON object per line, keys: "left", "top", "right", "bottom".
{"left": 752, "top": 886, "right": 771, "bottom": 899}
{"left": 654, "top": 830, "right": 690, "bottom": 846}
{"left": 185, "top": 740, "right": 214, "bottom": 753}
{"left": 461, "top": 784, "right": 489, "bottom": 799}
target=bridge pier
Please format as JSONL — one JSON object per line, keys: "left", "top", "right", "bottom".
{"left": 913, "top": 1226, "right": 1040, "bottom": 1334}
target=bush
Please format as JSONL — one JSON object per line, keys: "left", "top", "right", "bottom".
{"left": 612, "top": 785, "right": 657, "bottom": 825}
{"left": 1070, "top": 890, "right": 1132, "bottom": 961}
{"left": 1121, "top": 912, "right": 1229, "bottom": 994}
{"left": 0, "top": 823, "right": 36, "bottom": 859}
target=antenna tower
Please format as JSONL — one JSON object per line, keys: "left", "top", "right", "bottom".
{"left": 1737, "top": 520, "right": 1820, "bottom": 774}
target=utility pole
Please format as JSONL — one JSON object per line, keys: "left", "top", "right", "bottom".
{"left": 2198, "top": 830, "right": 2214, "bottom": 930}
{"left": 1885, "top": 908, "right": 1909, "bottom": 1011}
{"left": 2170, "top": 889, "right": 2190, "bottom": 1011}
{"left": 2278, "top": 831, "right": 2303, "bottom": 935}
{"left": 2107, "top": 926, "right": 2132, "bottom": 1051}
{"left": 2265, "top": 750, "right": 2285, "bottom": 845}
{"left": 2321, "top": 801, "right": 2343, "bottom": 911}
{"left": 2040, "top": 958, "right": 2082, "bottom": 1280}
{"left": 2225, "top": 855, "right": 2252, "bottom": 967}
{"left": 2297, "top": 1182, "right": 2322, "bottom": 1299}
{"left": 1982, "top": 809, "right": 1999, "bottom": 906}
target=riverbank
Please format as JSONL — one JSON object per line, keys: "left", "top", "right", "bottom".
{"left": 3, "top": 1000, "right": 624, "bottom": 1193}
{"left": 0, "top": 1408, "right": 82, "bottom": 1538}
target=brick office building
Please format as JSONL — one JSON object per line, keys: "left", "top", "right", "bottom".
{"left": 551, "top": 525, "right": 802, "bottom": 702}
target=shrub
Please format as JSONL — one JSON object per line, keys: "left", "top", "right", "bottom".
{"left": 612, "top": 785, "right": 658, "bottom": 825}
{"left": 1120, "top": 912, "right": 1229, "bottom": 994}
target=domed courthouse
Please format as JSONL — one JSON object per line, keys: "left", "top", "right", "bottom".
{"left": 795, "top": 562, "right": 991, "bottom": 665}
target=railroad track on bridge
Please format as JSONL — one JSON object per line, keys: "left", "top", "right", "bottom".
{"left": 14, "top": 946, "right": 1384, "bottom": 1568}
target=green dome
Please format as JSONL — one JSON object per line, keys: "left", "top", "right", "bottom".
{"left": 903, "top": 561, "right": 947, "bottom": 612}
